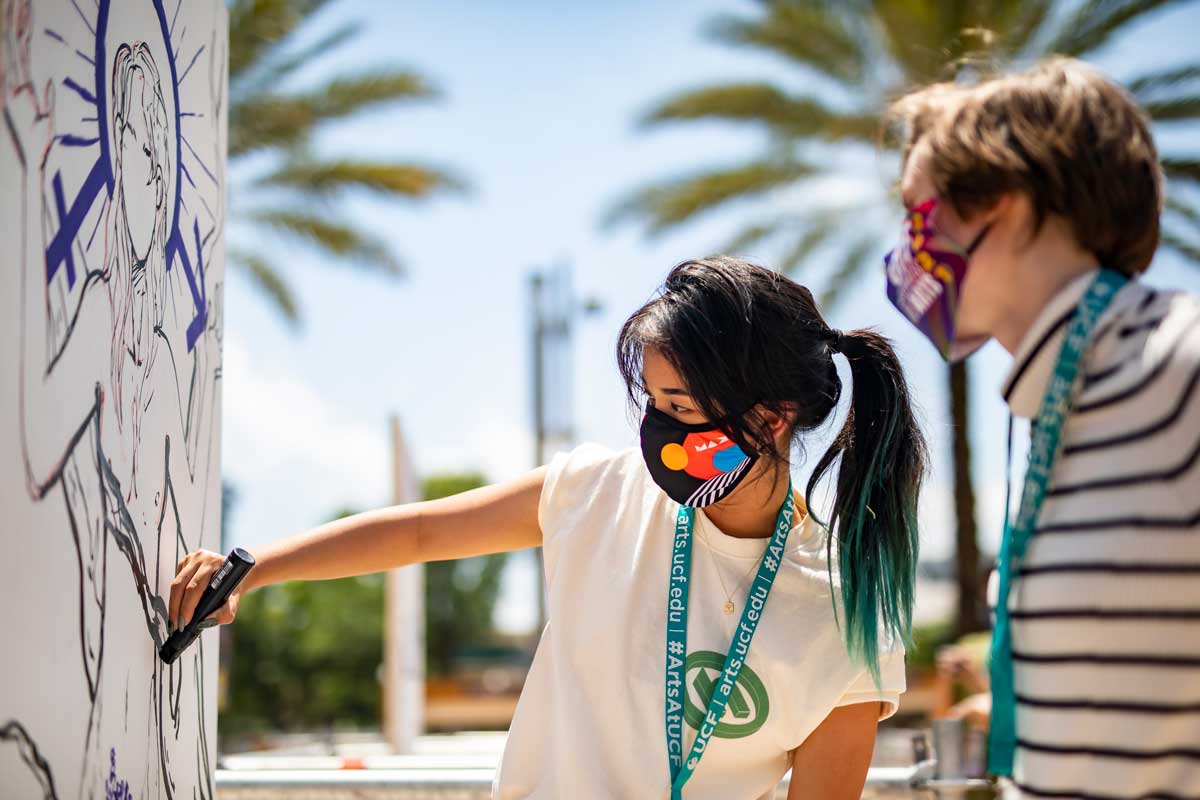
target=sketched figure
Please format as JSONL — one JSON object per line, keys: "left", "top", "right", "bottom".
{"left": 16, "top": 32, "right": 176, "bottom": 738}
{"left": 5, "top": 6, "right": 220, "bottom": 798}
{"left": 105, "top": 42, "right": 172, "bottom": 498}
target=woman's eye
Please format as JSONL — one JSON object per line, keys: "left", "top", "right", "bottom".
{"left": 670, "top": 403, "right": 692, "bottom": 414}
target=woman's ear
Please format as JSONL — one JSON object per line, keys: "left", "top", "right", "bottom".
{"left": 757, "top": 403, "right": 796, "bottom": 450}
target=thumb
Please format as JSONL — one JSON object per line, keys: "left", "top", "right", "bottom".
{"left": 214, "top": 591, "right": 240, "bottom": 625}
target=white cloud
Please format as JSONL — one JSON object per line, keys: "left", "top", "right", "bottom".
{"left": 221, "top": 337, "right": 391, "bottom": 546}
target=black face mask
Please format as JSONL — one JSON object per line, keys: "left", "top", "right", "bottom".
{"left": 639, "top": 401, "right": 757, "bottom": 507}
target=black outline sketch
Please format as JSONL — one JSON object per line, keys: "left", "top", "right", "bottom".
{"left": 3, "top": 1, "right": 225, "bottom": 798}
{"left": 0, "top": 720, "right": 59, "bottom": 799}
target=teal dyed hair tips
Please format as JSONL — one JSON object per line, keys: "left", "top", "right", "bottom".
{"left": 805, "top": 329, "right": 925, "bottom": 685}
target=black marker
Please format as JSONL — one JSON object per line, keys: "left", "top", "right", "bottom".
{"left": 159, "top": 547, "right": 255, "bottom": 664}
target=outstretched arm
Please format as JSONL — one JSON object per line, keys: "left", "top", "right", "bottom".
{"left": 168, "top": 464, "right": 548, "bottom": 631}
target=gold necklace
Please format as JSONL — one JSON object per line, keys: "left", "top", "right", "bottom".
{"left": 705, "top": 538, "right": 761, "bottom": 615}
{"left": 700, "top": 508, "right": 809, "bottom": 615}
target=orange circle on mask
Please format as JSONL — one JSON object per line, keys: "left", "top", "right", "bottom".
{"left": 660, "top": 443, "right": 689, "bottom": 471}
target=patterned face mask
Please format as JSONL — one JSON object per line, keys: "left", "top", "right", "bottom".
{"left": 884, "top": 197, "right": 992, "bottom": 362}
{"left": 639, "top": 401, "right": 756, "bottom": 507}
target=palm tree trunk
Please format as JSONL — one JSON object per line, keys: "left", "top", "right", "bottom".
{"left": 949, "top": 361, "right": 984, "bottom": 638}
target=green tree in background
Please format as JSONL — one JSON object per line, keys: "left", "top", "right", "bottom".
{"left": 223, "top": 573, "right": 385, "bottom": 735}
{"left": 422, "top": 473, "right": 510, "bottom": 677}
{"left": 221, "top": 506, "right": 384, "bottom": 737}
{"left": 219, "top": 479, "right": 510, "bottom": 736}
{"left": 228, "top": 0, "right": 465, "bottom": 324}
{"left": 610, "top": 0, "right": 1200, "bottom": 638}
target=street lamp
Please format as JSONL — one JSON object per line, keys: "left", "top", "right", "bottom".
{"left": 528, "top": 263, "right": 602, "bottom": 630}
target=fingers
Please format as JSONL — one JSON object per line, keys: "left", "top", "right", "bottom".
{"left": 169, "top": 549, "right": 221, "bottom": 631}
{"left": 169, "top": 550, "right": 246, "bottom": 634}
{"left": 169, "top": 554, "right": 203, "bottom": 631}
{"left": 178, "top": 560, "right": 218, "bottom": 632}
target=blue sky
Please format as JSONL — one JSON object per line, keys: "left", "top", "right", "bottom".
{"left": 222, "top": 0, "right": 1200, "bottom": 632}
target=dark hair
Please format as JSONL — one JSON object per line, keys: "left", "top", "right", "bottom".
{"left": 617, "top": 256, "right": 928, "bottom": 680}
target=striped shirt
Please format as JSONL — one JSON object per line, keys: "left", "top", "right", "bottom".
{"left": 1000, "top": 269, "right": 1200, "bottom": 799}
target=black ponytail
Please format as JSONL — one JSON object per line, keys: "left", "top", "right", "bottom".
{"left": 807, "top": 329, "right": 927, "bottom": 682}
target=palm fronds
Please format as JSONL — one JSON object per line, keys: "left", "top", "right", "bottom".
{"left": 777, "top": 217, "right": 838, "bottom": 275}
{"left": 229, "top": 0, "right": 332, "bottom": 79}
{"left": 606, "top": 159, "right": 816, "bottom": 234}
{"left": 1047, "top": 0, "right": 1185, "bottom": 56}
{"left": 819, "top": 236, "right": 879, "bottom": 309}
{"left": 706, "top": 6, "right": 867, "bottom": 86}
{"left": 254, "top": 159, "right": 466, "bottom": 199}
{"left": 231, "top": 71, "right": 435, "bottom": 157}
{"left": 227, "top": 0, "right": 464, "bottom": 323}
{"left": 227, "top": 245, "right": 301, "bottom": 323}
{"left": 641, "top": 82, "right": 878, "bottom": 142}
{"left": 248, "top": 209, "right": 403, "bottom": 275}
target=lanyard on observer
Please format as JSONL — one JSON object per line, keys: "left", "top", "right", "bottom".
{"left": 663, "top": 482, "right": 796, "bottom": 799}
{"left": 987, "top": 269, "right": 1128, "bottom": 776}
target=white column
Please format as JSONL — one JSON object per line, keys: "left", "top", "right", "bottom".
{"left": 382, "top": 414, "right": 424, "bottom": 752}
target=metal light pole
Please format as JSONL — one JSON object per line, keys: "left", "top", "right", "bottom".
{"left": 528, "top": 263, "right": 601, "bottom": 631}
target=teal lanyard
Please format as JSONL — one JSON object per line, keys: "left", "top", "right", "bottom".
{"left": 987, "top": 270, "right": 1127, "bottom": 776}
{"left": 664, "top": 483, "right": 796, "bottom": 798}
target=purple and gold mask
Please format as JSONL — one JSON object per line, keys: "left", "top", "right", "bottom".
{"left": 884, "top": 197, "right": 990, "bottom": 362}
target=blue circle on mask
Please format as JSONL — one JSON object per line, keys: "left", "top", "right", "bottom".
{"left": 713, "top": 445, "right": 747, "bottom": 473}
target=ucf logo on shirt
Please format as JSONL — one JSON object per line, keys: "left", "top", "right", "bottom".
{"left": 683, "top": 651, "right": 770, "bottom": 738}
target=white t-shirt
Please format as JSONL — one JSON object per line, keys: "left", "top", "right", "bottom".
{"left": 493, "top": 442, "right": 906, "bottom": 800}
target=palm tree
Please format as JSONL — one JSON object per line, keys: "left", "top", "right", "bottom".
{"left": 227, "top": 0, "right": 465, "bottom": 324}
{"left": 609, "top": 0, "right": 1200, "bottom": 638}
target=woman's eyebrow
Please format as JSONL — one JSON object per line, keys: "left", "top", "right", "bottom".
{"left": 641, "top": 374, "right": 691, "bottom": 396}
